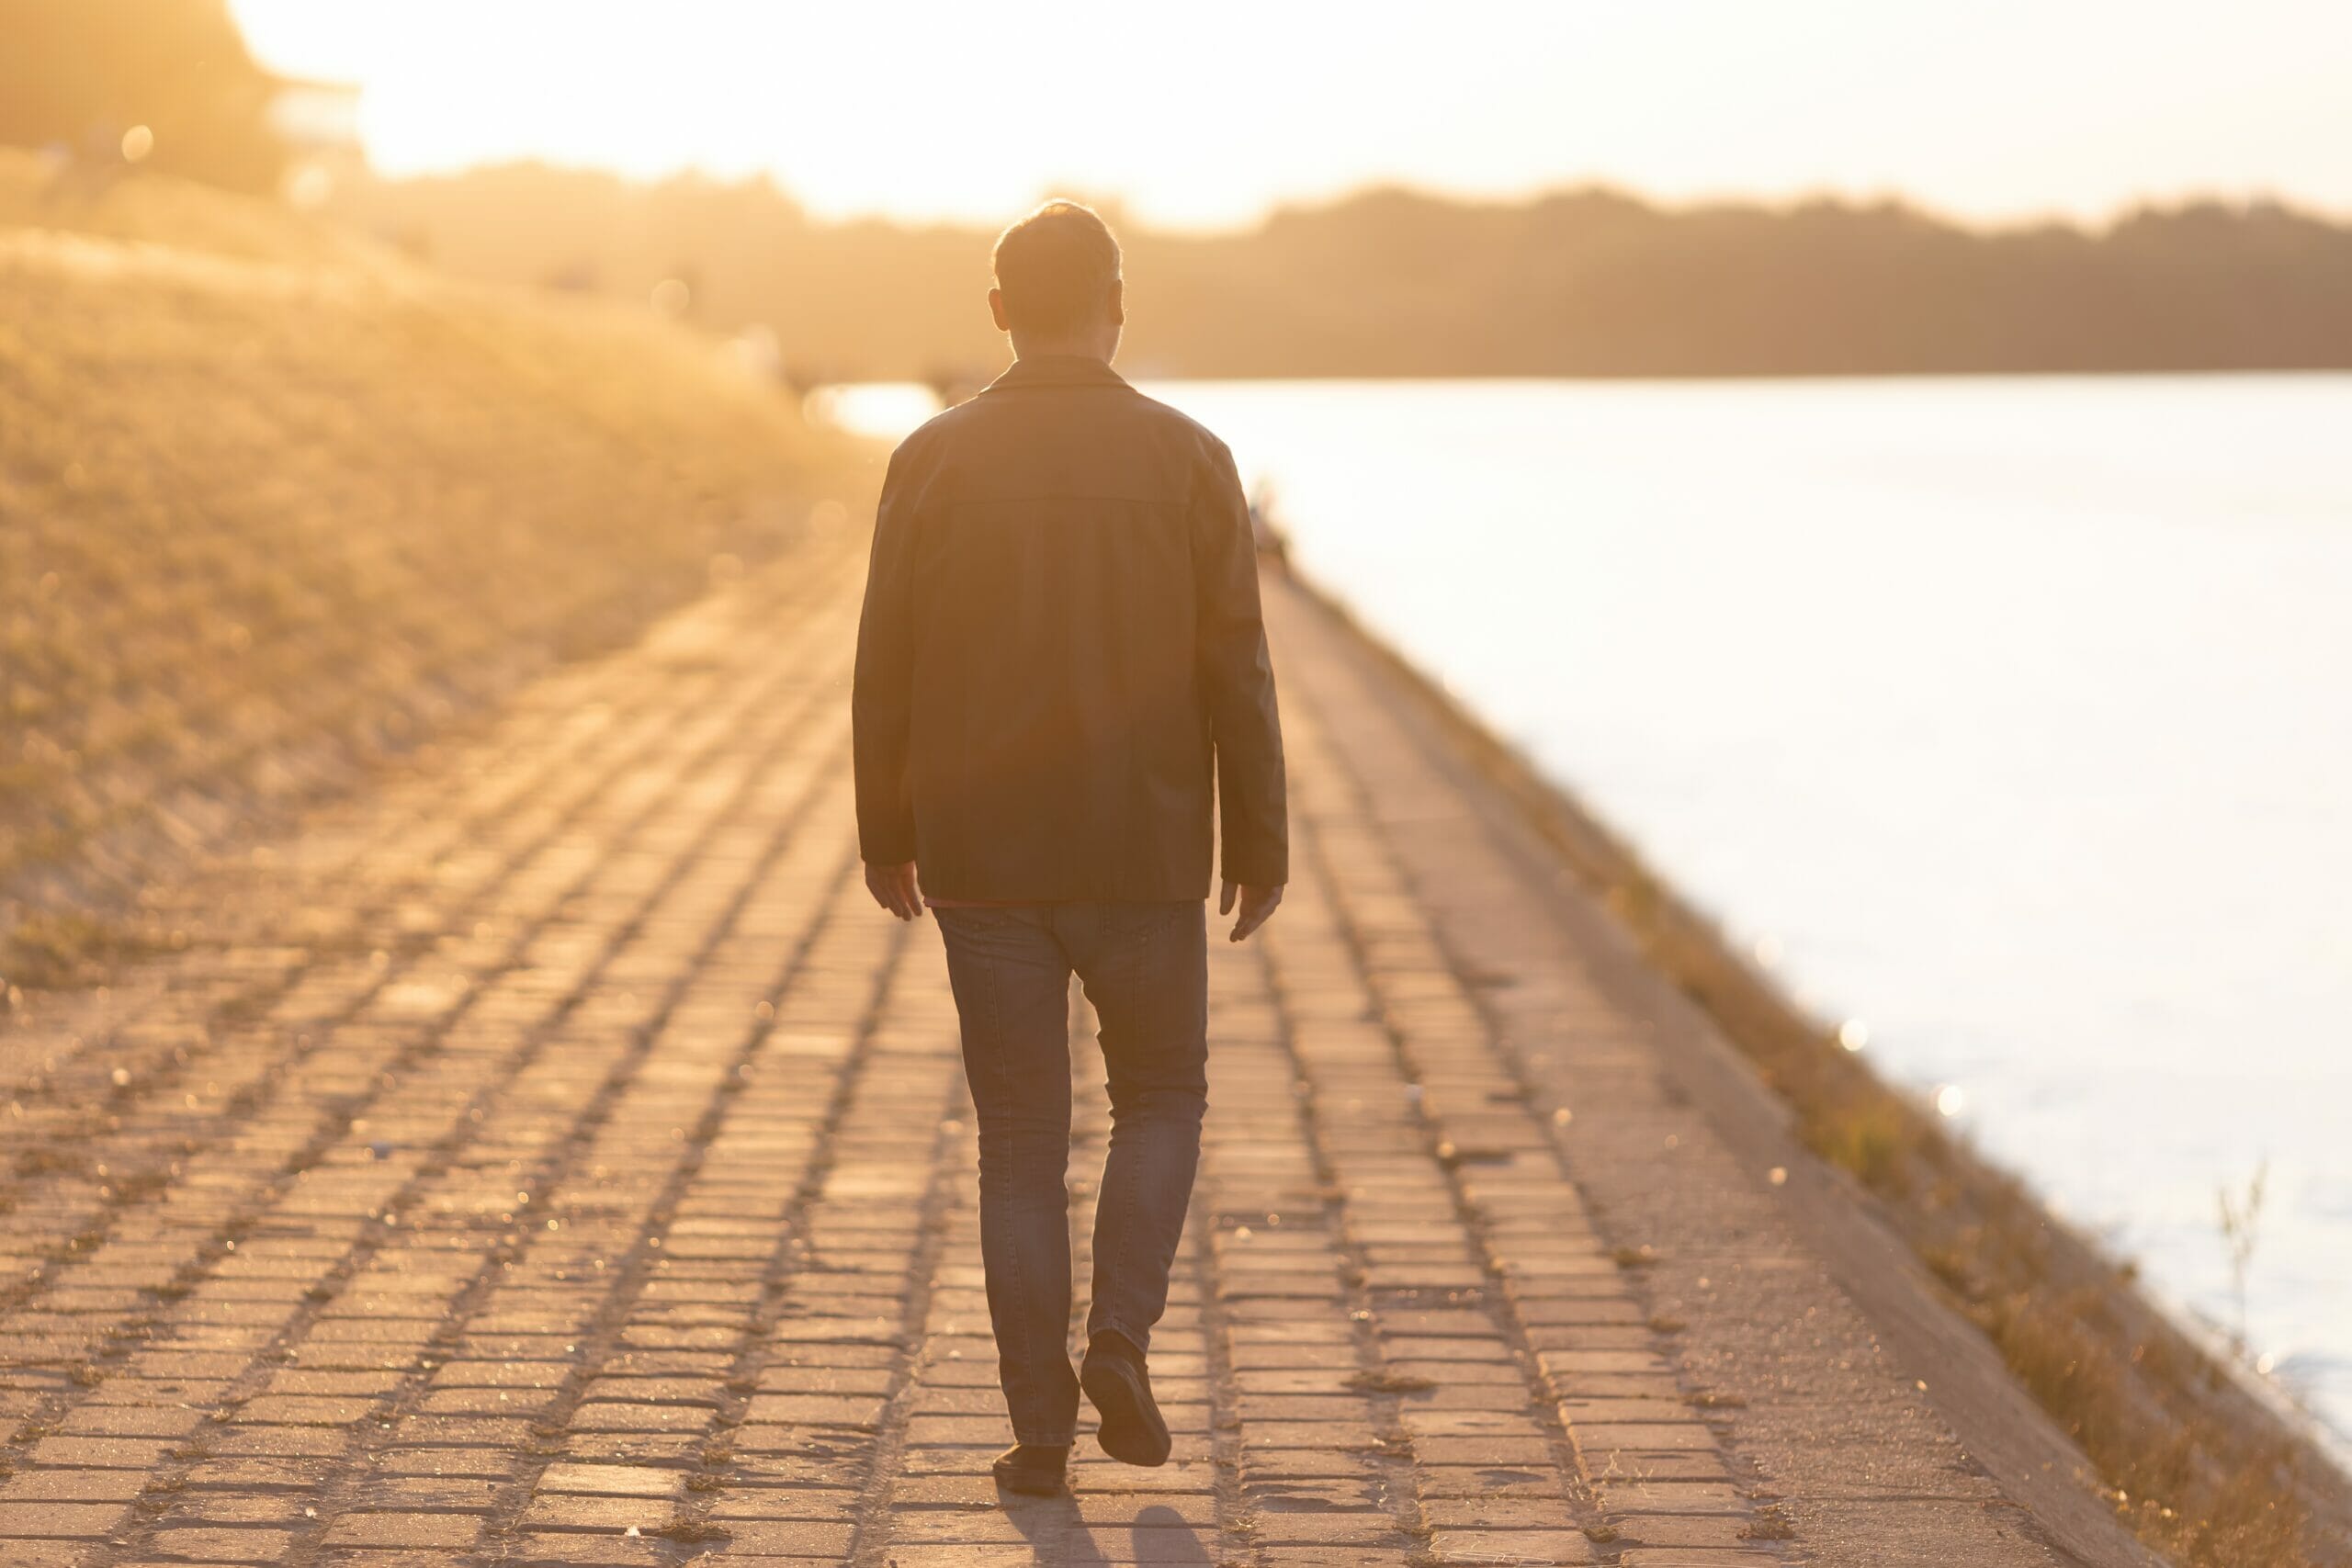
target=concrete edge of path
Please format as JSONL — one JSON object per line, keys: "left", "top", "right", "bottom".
{"left": 1281, "top": 570, "right": 2319, "bottom": 1568}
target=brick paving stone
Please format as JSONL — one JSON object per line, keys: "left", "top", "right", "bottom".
{"left": 57, "top": 1409, "right": 206, "bottom": 1440}
{"left": 1250, "top": 1512, "right": 1399, "bottom": 1545}
{"left": 706, "top": 1489, "right": 858, "bottom": 1521}
{"left": 29, "top": 1438, "right": 178, "bottom": 1469}
{"left": 1418, "top": 1496, "right": 1581, "bottom": 1529}
{"left": 3, "top": 1546, "right": 109, "bottom": 1568}
{"left": 1, "top": 1472, "right": 149, "bottom": 1503}
{"left": 0, "top": 548, "right": 2113, "bottom": 1566}
{"left": 147, "top": 1527, "right": 298, "bottom": 1561}
{"left": 707, "top": 1517, "right": 855, "bottom": 1553}
{"left": 215, "top": 1427, "right": 352, "bottom": 1459}
{"left": 1428, "top": 1529, "right": 1600, "bottom": 1564}
{"left": 0, "top": 1501, "right": 133, "bottom": 1536}
{"left": 514, "top": 1494, "right": 675, "bottom": 1532}
{"left": 1612, "top": 1513, "right": 1770, "bottom": 1549}
{"left": 506, "top": 1541, "right": 668, "bottom": 1567}
{"left": 320, "top": 1514, "right": 481, "bottom": 1549}
{"left": 159, "top": 1494, "right": 307, "bottom": 1524}
{"left": 531, "top": 1465, "right": 684, "bottom": 1499}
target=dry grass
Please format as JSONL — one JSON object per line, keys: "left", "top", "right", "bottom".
{"left": 1754, "top": 1016, "right": 2335, "bottom": 1566}
{"left": 0, "top": 151, "right": 868, "bottom": 964}
{"left": 1316, "top": 587, "right": 2351, "bottom": 1568}
{"left": 1607, "top": 874, "right": 2337, "bottom": 1567}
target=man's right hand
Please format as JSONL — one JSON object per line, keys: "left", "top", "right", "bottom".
{"left": 865, "top": 861, "right": 923, "bottom": 921}
{"left": 1220, "top": 880, "right": 1283, "bottom": 942}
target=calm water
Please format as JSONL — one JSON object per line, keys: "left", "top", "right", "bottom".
{"left": 820, "top": 374, "right": 2352, "bottom": 1444}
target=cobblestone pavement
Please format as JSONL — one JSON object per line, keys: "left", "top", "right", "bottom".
{"left": 1, "top": 544, "right": 2072, "bottom": 1567}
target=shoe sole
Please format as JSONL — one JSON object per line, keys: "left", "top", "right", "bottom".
{"left": 1081, "top": 1354, "right": 1171, "bottom": 1467}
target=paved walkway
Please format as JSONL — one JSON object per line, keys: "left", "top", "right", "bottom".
{"left": 1, "top": 540, "right": 2098, "bottom": 1566}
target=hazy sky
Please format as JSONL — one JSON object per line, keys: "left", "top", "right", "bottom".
{"left": 232, "top": 0, "right": 2352, "bottom": 231}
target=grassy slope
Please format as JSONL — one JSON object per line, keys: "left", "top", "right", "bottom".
{"left": 0, "top": 152, "right": 867, "bottom": 979}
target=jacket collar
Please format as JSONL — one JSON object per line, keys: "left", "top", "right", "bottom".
{"left": 981, "top": 354, "right": 1131, "bottom": 392}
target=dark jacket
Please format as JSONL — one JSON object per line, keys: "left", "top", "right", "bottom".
{"left": 852, "top": 354, "right": 1286, "bottom": 902}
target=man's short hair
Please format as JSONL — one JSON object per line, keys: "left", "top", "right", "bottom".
{"left": 991, "top": 200, "right": 1121, "bottom": 336}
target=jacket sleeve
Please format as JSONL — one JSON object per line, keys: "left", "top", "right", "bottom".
{"left": 1193, "top": 438, "right": 1289, "bottom": 887}
{"left": 853, "top": 443, "right": 921, "bottom": 865}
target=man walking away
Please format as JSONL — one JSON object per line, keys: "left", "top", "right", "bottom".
{"left": 852, "top": 200, "right": 1287, "bottom": 1497}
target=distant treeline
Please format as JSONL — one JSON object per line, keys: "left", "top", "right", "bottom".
{"left": 328, "top": 164, "right": 2352, "bottom": 380}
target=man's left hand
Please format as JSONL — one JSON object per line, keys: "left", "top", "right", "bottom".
{"left": 865, "top": 861, "right": 923, "bottom": 920}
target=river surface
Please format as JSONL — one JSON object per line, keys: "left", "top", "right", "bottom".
{"left": 814, "top": 373, "right": 2352, "bottom": 1446}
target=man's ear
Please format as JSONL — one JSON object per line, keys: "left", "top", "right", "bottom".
{"left": 1107, "top": 278, "right": 1125, "bottom": 327}
{"left": 989, "top": 287, "right": 1011, "bottom": 333}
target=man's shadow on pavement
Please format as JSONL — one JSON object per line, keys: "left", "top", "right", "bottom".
{"left": 1001, "top": 1492, "right": 1213, "bottom": 1564}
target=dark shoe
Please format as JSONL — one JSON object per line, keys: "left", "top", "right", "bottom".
{"left": 1080, "top": 1331, "right": 1170, "bottom": 1467}
{"left": 990, "top": 1442, "right": 1069, "bottom": 1496}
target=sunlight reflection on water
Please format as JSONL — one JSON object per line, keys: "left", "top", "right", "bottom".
{"left": 804, "top": 382, "right": 946, "bottom": 439}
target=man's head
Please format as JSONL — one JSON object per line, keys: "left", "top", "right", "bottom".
{"left": 989, "top": 200, "right": 1124, "bottom": 361}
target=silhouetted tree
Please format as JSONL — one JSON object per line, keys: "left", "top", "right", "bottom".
{"left": 0, "top": 0, "right": 288, "bottom": 194}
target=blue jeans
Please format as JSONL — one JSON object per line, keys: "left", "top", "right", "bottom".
{"left": 933, "top": 901, "right": 1208, "bottom": 1446}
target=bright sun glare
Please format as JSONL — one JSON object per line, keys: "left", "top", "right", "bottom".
{"left": 230, "top": 0, "right": 2352, "bottom": 229}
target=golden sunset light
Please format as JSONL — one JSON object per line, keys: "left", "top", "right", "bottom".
{"left": 6, "top": 4, "right": 2351, "bottom": 1562}
{"left": 229, "top": 0, "right": 2352, "bottom": 227}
